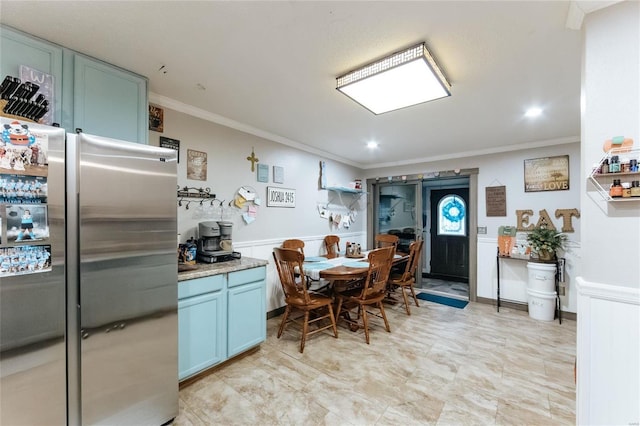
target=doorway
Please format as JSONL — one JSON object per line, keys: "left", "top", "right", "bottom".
{"left": 367, "top": 171, "right": 477, "bottom": 302}
{"left": 421, "top": 178, "right": 470, "bottom": 300}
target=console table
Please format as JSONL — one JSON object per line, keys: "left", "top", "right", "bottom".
{"left": 496, "top": 248, "right": 562, "bottom": 324}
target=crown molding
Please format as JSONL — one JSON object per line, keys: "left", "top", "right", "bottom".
{"left": 148, "top": 92, "right": 363, "bottom": 169}
{"left": 566, "top": 1, "right": 623, "bottom": 30}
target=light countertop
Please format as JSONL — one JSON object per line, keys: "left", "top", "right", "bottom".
{"left": 178, "top": 257, "right": 269, "bottom": 282}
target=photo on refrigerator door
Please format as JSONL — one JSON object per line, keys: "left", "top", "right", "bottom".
{"left": 0, "top": 121, "right": 49, "bottom": 177}
{"left": 0, "top": 245, "right": 52, "bottom": 277}
{"left": 5, "top": 204, "right": 49, "bottom": 243}
{"left": 0, "top": 173, "right": 48, "bottom": 204}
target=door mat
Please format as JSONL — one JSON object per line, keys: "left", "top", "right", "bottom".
{"left": 416, "top": 293, "right": 468, "bottom": 309}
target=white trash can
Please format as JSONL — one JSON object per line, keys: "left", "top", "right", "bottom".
{"left": 526, "top": 262, "right": 557, "bottom": 293}
{"left": 527, "top": 288, "right": 557, "bottom": 321}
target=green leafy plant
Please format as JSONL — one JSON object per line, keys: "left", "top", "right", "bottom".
{"left": 526, "top": 226, "right": 567, "bottom": 260}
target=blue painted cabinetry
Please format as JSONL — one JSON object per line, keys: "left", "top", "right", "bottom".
{"left": 1, "top": 25, "right": 148, "bottom": 144}
{"left": 72, "top": 54, "right": 148, "bottom": 144}
{"left": 0, "top": 26, "right": 63, "bottom": 125}
{"left": 178, "top": 266, "right": 266, "bottom": 381}
{"left": 178, "top": 275, "right": 226, "bottom": 381}
{"left": 228, "top": 267, "right": 267, "bottom": 358}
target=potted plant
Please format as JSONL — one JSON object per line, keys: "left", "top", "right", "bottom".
{"left": 526, "top": 225, "right": 567, "bottom": 261}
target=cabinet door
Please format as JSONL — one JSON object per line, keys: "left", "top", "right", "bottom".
{"left": 0, "top": 25, "right": 63, "bottom": 125}
{"left": 73, "top": 54, "right": 148, "bottom": 144}
{"left": 178, "top": 290, "right": 226, "bottom": 380}
{"left": 227, "top": 268, "right": 266, "bottom": 358}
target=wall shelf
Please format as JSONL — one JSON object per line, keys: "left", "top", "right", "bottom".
{"left": 325, "top": 186, "right": 365, "bottom": 210}
{"left": 588, "top": 147, "right": 640, "bottom": 202}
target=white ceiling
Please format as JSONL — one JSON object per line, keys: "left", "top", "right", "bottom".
{"left": 0, "top": 1, "right": 583, "bottom": 169}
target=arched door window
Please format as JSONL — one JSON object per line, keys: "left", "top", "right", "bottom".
{"left": 437, "top": 195, "right": 466, "bottom": 236}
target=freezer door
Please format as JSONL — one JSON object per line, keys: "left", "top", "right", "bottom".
{"left": 0, "top": 118, "right": 67, "bottom": 425}
{"left": 74, "top": 133, "right": 178, "bottom": 425}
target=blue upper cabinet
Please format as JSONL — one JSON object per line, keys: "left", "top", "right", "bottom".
{"left": 0, "top": 26, "right": 63, "bottom": 125}
{"left": 1, "top": 25, "right": 148, "bottom": 144}
{"left": 73, "top": 54, "right": 148, "bottom": 144}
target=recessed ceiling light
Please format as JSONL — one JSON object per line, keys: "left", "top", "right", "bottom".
{"left": 367, "top": 141, "right": 378, "bottom": 149}
{"left": 525, "top": 107, "right": 543, "bottom": 118}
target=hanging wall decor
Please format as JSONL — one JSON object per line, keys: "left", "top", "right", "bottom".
{"left": 187, "top": 149, "right": 207, "bottom": 181}
{"left": 159, "top": 137, "right": 180, "bottom": 162}
{"left": 148, "top": 104, "right": 163, "bottom": 132}
{"left": 246, "top": 147, "right": 259, "bottom": 172}
{"left": 257, "top": 163, "right": 268, "bottom": 183}
{"left": 524, "top": 155, "right": 569, "bottom": 192}
{"left": 485, "top": 186, "right": 506, "bottom": 216}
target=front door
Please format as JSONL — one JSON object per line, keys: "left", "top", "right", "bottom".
{"left": 430, "top": 188, "right": 469, "bottom": 281}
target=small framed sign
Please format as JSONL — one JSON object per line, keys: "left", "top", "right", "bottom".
{"left": 267, "top": 186, "right": 295, "bottom": 208}
{"left": 485, "top": 186, "right": 506, "bottom": 216}
{"left": 273, "top": 166, "right": 284, "bottom": 184}
{"left": 159, "top": 137, "right": 180, "bottom": 162}
{"left": 257, "top": 163, "right": 269, "bottom": 183}
{"left": 149, "top": 104, "right": 164, "bottom": 132}
{"left": 187, "top": 149, "right": 207, "bottom": 181}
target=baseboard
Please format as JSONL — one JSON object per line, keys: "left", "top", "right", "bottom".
{"left": 476, "top": 296, "right": 576, "bottom": 320}
{"left": 267, "top": 306, "right": 285, "bottom": 319}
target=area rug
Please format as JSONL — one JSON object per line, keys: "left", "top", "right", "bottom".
{"left": 416, "top": 293, "right": 469, "bottom": 309}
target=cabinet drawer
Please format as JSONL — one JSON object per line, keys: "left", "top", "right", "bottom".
{"left": 227, "top": 267, "right": 266, "bottom": 288}
{"left": 178, "top": 275, "right": 224, "bottom": 299}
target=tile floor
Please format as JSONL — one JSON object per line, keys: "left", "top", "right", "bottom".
{"left": 175, "top": 297, "right": 576, "bottom": 425}
{"left": 417, "top": 277, "right": 470, "bottom": 299}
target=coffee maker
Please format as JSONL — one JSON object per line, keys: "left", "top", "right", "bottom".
{"left": 196, "top": 221, "right": 240, "bottom": 263}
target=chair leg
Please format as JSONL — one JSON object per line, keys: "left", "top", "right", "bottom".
{"left": 401, "top": 286, "right": 411, "bottom": 315}
{"left": 361, "top": 305, "right": 370, "bottom": 344}
{"left": 335, "top": 297, "right": 344, "bottom": 326}
{"left": 300, "top": 310, "right": 310, "bottom": 353}
{"left": 409, "top": 284, "right": 420, "bottom": 307}
{"left": 278, "top": 305, "right": 291, "bottom": 338}
{"left": 378, "top": 301, "right": 391, "bottom": 333}
{"left": 327, "top": 304, "right": 339, "bottom": 338}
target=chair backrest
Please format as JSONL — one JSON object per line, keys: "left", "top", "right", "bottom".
{"left": 273, "top": 247, "right": 310, "bottom": 303}
{"left": 359, "top": 246, "right": 395, "bottom": 300}
{"left": 324, "top": 235, "right": 340, "bottom": 259}
{"left": 375, "top": 233, "right": 399, "bottom": 249}
{"left": 399, "top": 239, "right": 424, "bottom": 282}
{"left": 282, "top": 239, "right": 305, "bottom": 253}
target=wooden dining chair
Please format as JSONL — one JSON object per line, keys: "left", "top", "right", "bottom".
{"left": 323, "top": 235, "right": 340, "bottom": 259}
{"left": 388, "top": 239, "right": 424, "bottom": 315}
{"left": 282, "top": 239, "right": 305, "bottom": 254}
{"left": 335, "top": 246, "right": 395, "bottom": 344}
{"left": 272, "top": 247, "right": 338, "bottom": 352}
{"left": 375, "top": 233, "right": 399, "bottom": 250}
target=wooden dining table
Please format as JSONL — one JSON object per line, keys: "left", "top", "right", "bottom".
{"left": 303, "top": 252, "right": 409, "bottom": 283}
{"left": 302, "top": 252, "right": 409, "bottom": 331}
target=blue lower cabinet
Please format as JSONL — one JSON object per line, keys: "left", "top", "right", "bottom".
{"left": 228, "top": 277, "right": 267, "bottom": 357}
{"left": 178, "top": 266, "right": 266, "bottom": 381}
{"left": 178, "top": 276, "right": 226, "bottom": 381}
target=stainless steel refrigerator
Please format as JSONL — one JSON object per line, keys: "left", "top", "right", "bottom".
{"left": 0, "top": 117, "right": 178, "bottom": 425}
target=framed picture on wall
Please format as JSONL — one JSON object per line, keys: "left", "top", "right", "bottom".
{"left": 159, "top": 137, "right": 180, "bottom": 162}
{"left": 257, "top": 163, "right": 269, "bottom": 183}
{"left": 524, "top": 155, "right": 569, "bottom": 192}
{"left": 149, "top": 104, "right": 164, "bottom": 132}
{"left": 187, "top": 149, "right": 207, "bottom": 181}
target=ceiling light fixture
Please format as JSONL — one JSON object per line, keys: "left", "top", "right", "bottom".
{"left": 367, "top": 141, "right": 378, "bottom": 149}
{"left": 336, "top": 42, "right": 451, "bottom": 115}
{"left": 525, "top": 107, "right": 543, "bottom": 118}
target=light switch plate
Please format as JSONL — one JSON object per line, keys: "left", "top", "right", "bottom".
{"left": 477, "top": 226, "right": 487, "bottom": 234}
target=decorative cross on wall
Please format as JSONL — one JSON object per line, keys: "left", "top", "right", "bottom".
{"left": 247, "top": 147, "right": 259, "bottom": 172}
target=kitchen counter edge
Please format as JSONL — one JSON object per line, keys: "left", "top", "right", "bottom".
{"left": 178, "top": 257, "right": 269, "bottom": 282}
